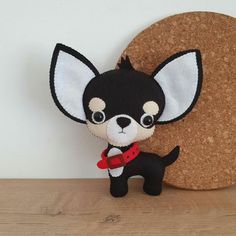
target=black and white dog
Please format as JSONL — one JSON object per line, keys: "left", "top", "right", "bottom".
{"left": 50, "top": 44, "right": 202, "bottom": 197}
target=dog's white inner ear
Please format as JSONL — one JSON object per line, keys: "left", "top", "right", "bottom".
{"left": 153, "top": 50, "right": 202, "bottom": 123}
{"left": 51, "top": 44, "right": 99, "bottom": 123}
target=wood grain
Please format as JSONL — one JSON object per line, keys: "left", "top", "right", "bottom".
{"left": 0, "top": 179, "right": 235, "bottom": 236}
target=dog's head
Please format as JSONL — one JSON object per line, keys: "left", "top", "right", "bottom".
{"left": 50, "top": 44, "right": 202, "bottom": 147}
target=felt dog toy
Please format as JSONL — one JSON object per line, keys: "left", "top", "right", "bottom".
{"left": 50, "top": 44, "right": 203, "bottom": 197}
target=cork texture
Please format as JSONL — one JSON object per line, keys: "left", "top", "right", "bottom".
{"left": 118, "top": 12, "right": 236, "bottom": 189}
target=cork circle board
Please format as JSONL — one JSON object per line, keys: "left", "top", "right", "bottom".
{"left": 118, "top": 12, "right": 236, "bottom": 190}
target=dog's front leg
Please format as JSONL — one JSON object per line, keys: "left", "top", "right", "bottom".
{"left": 109, "top": 175, "right": 128, "bottom": 197}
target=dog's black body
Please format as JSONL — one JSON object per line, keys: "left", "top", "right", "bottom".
{"left": 50, "top": 44, "right": 203, "bottom": 197}
{"left": 108, "top": 145, "right": 180, "bottom": 197}
{"left": 82, "top": 67, "right": 179, "bottom": 197}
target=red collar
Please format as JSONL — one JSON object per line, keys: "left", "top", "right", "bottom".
{"left": 97, "top": 142, "right": 140, "bottom": 170}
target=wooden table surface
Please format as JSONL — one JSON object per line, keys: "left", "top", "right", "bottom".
{"left": 0, "top": 179, "right": 235, "bottom": 236}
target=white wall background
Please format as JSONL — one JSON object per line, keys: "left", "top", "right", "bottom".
{"left": 0, "top": 0, "right": 235, "bottom": 178}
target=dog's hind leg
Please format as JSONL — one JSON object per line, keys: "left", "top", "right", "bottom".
{"left": 143, "top": 177, "right": 163, "bottom": 196}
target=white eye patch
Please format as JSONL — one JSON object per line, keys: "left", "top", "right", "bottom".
{"left": 89, "top": 97, "right": 106, "bottom": 112}
{"left": 143, "top": 101, "right": 159, "bottom": 115}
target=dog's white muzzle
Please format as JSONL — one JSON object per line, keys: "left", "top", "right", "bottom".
{"left": 106, "top": 115, "right": 138, "bottom": 146}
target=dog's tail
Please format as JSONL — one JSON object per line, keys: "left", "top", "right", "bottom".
{"left": 161, "top": 146, "right": 180, "bottom": 167}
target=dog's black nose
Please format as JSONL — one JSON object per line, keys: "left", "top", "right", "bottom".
{"left": 116, "top": 117, "right": 131, "bottom": 129}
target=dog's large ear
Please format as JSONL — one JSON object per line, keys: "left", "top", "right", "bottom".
{"left": 50, "top": 44, "right": 99, "bottom": 123}
{"left": 152, "top": 50, "right": 203, "bottom": 124}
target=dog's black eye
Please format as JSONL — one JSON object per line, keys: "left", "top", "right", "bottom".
{"left": 140, "top": 114, "right": 154, "bottom": 128}
{"left": 92, "top": 111, "right": 105, "bottom": 124}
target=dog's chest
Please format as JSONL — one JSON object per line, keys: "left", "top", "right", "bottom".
{"left": 107, "top": 148, "right": 124, "bottom": 177}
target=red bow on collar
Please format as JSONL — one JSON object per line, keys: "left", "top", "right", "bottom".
{"left": 97, "top": 142, "right": 140, "bottom": 170}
